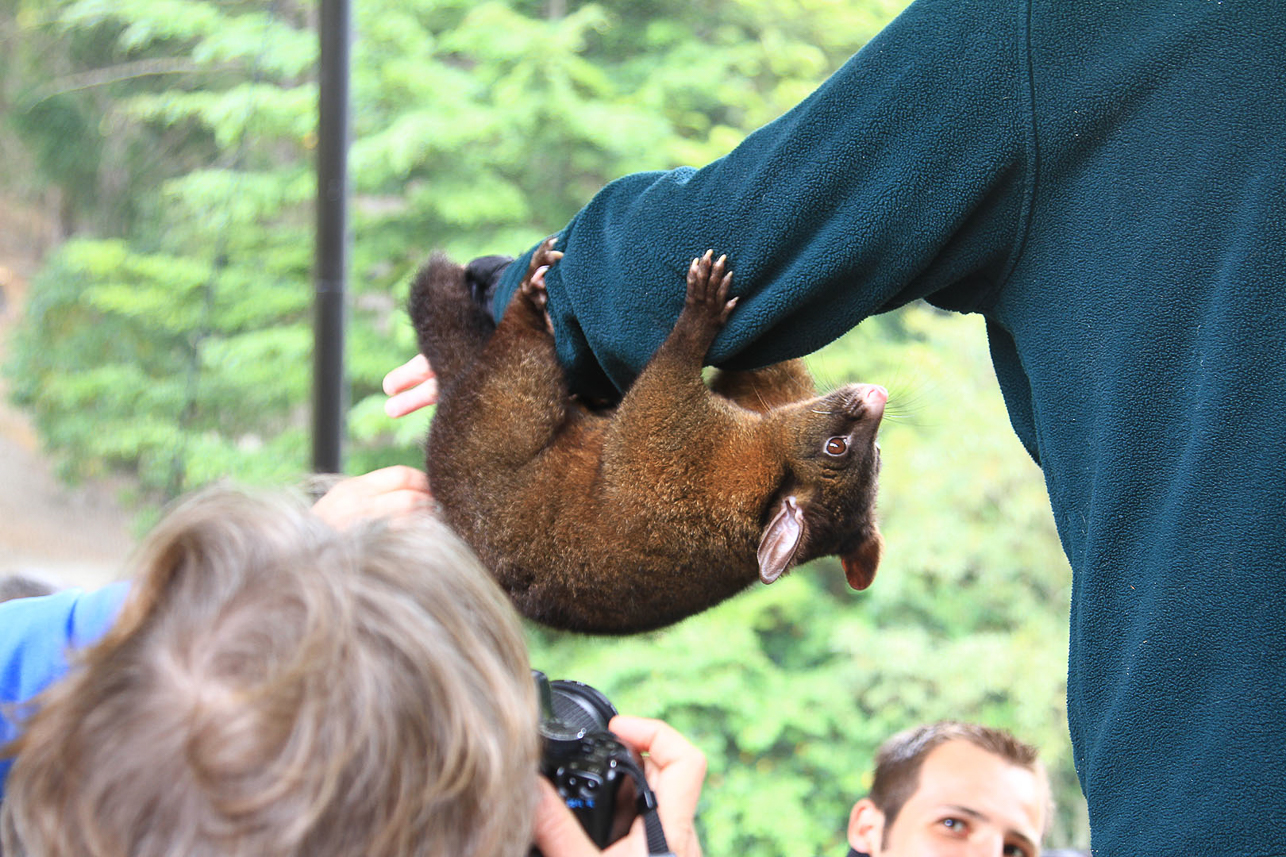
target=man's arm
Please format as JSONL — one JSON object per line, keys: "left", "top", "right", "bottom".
{"left": 492, "top": 0, "right": 1032, "bottom": 400}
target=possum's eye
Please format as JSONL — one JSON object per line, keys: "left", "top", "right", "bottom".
{"left": 824, "top": 436, "right": 849, "bottom": 456}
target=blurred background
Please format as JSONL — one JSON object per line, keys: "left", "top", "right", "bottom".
{"left": 0, "top": 0, "right": 1087, "bottom": 851}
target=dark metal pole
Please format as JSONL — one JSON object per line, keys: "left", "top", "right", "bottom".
{"left": 313, "top": 0, "right": 351, "bottom": 473}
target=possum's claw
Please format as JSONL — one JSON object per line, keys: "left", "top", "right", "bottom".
{"left": 518, "top": 237, "right": 560, "bottom": 334}
{"left": 685, "top": 250, "right": 738, "bottom": 326}
{"left": 525, "top": 236, "right": 563, "bottom": 281}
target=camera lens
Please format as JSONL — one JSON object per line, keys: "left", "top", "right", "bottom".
{"left": 530, "top": 672, "right": 641, "bottom": 851}
{"left": 548, "top": 680, "right": 618, "bottom": 734}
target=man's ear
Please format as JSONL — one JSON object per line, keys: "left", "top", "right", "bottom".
{"left": 847, "top": 798, "right": 886, "bottom": 856}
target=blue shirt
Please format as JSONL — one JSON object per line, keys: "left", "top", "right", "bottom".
{"left": 0, "top": 582, "right": 129, "bottom": 792}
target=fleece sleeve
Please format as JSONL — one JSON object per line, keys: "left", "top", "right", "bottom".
{"left": 0, "top": 582, "right": 129, "bottom": 788}
{"left": 493, "top": 0, "right": 1032, "bottom": 398}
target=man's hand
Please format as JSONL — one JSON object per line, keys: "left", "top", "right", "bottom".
{"left": 532, "top": 716, "right": 706, "bottom": 857}
{"left": 383, "top": 354, "right": 438, "bottom": 418}
{"left": 310, "top": 465, "right": 433, "bottom": 529}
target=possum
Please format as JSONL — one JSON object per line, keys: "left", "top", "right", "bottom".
{"left": 408, "top": 239, "right": 886, "bottom": 633}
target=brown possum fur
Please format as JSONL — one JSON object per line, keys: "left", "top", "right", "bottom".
{"left": 409, "top": 241, "right": 885, "bottom": 633}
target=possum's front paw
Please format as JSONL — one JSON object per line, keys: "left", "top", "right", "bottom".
{"left": 681, "top": 250, "right": 738, "bottom": 335}
{"left": 517, "top": 237, "right": 561, "bottom": 334}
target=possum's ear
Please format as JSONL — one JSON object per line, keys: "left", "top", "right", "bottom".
{"left": 758, "top": 496, "right": 804, "bottom": 584}
{"left": 841, "top": 529, "right": 882, "bottom": 590}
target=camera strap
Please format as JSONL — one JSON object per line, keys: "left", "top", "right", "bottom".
{"left": 620, "top": 756, "right": 676, "bottom": 857}
{"left": 638, "top": 791, "right": 675, "bottom": 857}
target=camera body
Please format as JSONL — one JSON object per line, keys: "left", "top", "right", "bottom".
{"left": 535, "top": 671, "right": 639, "bottom": 848}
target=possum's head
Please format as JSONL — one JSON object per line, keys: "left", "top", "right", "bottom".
{"left": 758, "top": 383, "right": 886, "bottom": 591}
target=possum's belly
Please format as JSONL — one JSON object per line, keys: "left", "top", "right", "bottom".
{"left": 463, "top": 488, "right": 764, "bottom": 634}
{"left": 428, "top": 419, "right": 771, "bottom": 632}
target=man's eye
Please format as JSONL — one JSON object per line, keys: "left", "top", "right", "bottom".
{"left": 939, "top": 817, "right": 968, "bottom": 836}
{"left": 1002, "top": 845, "right": 1031, "bottom": 857}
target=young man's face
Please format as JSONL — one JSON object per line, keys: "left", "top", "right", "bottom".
{"left": 846, "top": 739, "right": 1047, "bottom": 857}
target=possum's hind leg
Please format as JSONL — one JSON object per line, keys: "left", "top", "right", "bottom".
{"left": 407, "top": 254, "right": 494, "bottom": 388}
{"left": 431, "top": 238, "right": 574, "bottom": 470}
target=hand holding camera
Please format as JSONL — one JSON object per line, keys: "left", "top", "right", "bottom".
{"left": 532, "top": 673, "right": 706, "bottom": 857}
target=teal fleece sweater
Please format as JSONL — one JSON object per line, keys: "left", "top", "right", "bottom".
{"left": 493, "top": 1, "right": 1286, "bottom": 853}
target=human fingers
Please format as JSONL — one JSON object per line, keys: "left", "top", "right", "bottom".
{"left": 356, "top": 487, "right": 434, "bottom": 522}
{"left": 533, "top": 778, "right": 603, "bottom": 857}
{"left": 382, "top": 354, "right": 433, "bottom": 396}
{"left": 610, "top": 717, "right": 707, "bottom": 795}
{"left": 384, "top": 377, "right": 439, "bottom": 418}
{"left": 311, "top": 466, "right": 433, "bottom": 529}
{"left": 349, "top": 464, "right": 429, "bottom": 493}
{"left": 383, "top": 355, "right": 439, "bottom": 417}
{"left": 608, "top": 717, "right": 706, "bottom": 857}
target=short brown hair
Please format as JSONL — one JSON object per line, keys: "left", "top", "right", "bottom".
{"left": 867, "top": 721, "right": 1044, "bottom": 838}
{"left": 1, "top": 488, "right": 538, "bottom": 857}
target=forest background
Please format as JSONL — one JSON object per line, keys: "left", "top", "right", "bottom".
{"left": 0, "top": 0, "right": 1088, "bottom": 851}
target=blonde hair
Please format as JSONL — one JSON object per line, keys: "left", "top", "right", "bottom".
{"left": 0, "top": 488, "right": 538, "bottom": 857}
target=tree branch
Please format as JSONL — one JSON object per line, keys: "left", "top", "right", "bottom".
{"left": 29, "top": 58, "right": 238, "bottom": 104}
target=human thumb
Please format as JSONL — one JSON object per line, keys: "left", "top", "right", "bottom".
{"left": 532, "top": 778, "right": 601, "bottom": 857}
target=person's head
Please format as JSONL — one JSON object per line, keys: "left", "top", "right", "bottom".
{"left": 847, "top": 721, "right": 1049, "bottom": 857}
{"left": 0, "top": 573, "right": 56, "bottom": 603}
{"left": 0, "top": 488, "right": 539, "bottom": 857}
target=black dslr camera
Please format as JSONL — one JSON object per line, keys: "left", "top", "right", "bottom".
{"left": 534, "top": 670, "right": 640, "bottom": 848}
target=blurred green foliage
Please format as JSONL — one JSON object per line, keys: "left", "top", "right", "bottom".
{"left": 0, "top": 0, "right": 1087, "bottom": 851}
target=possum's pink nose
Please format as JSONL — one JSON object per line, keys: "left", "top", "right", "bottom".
{"left": 862, "top": 384, "right": 888, "bottom": 419}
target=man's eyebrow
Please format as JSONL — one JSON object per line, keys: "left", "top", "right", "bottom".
{"left": 942, "top": 804, "right": 986, "bottom": 821}
{"left": 941, "top": 805, "right": 1039, "bottom": 851}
